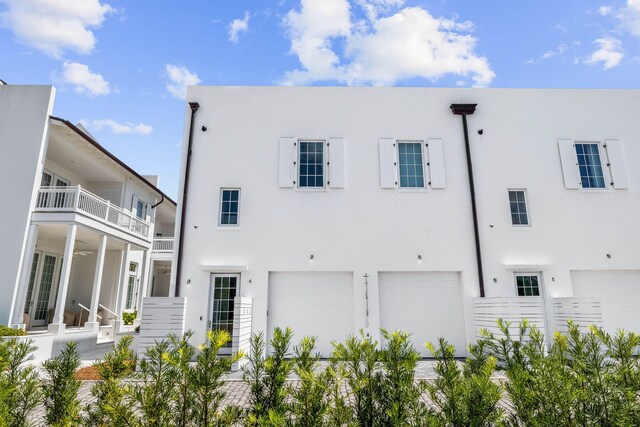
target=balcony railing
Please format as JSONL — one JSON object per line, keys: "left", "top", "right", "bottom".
{"left": 35, "top": 186, "right": 150, "bottom": 238}
{"left": 152, "top": 238, "right": 174, "bottom": 252}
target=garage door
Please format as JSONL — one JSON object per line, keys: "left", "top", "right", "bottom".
{"left": 571, "top": 270, "right": 640, "bottom": 334}
{"left": 268, "top": 272, "right": 354, "bottom": 356}
{"left": 379, "top": 272, "right": 467, "bottom": 357}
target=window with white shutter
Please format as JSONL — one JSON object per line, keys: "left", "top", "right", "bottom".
{"left": 280, "top": 137, "right": 345, "bottom": 189}
{"left": 558, "top": 139, "right": 580, "bottom": 189}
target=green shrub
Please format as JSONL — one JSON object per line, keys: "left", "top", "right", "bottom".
{"left": 84, "top": 335, "right": 137, "bottom": 427}
{"left": 122, "top": 311, "right": 137, "bottom": 325}
{"left": 0, "top": 338, "right": 41, "bottom": 427}
{"left": 0, "top": 325, "right": 28, "bottom": 336}
{"left": 42, "top": 341, "right": 82, "bottom": 427}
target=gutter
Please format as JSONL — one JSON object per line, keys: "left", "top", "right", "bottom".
{"left": 174, "top": 102, "right": 200, "bottom": 297}
{"left": 450, "top": 104, "right": 485, "bottom": 297}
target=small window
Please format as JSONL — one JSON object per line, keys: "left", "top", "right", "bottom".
{"left": 219, "top": 189, "right": 240, "bottom": 226}
{"left": 298, "top": 141, "right": 324, "bottom": 188}
{"left": 515, "top": 273, "right": 540, "bottom": 296}
{"left": 575, "top": 143, "right": 606, "bottom": 189}
{"left": 129, "top": 262, "right": 138, "bottom": 273}
{"left": 508, "top": 190, "right": 529, "bottom": 226}
{"left": 135, "top": 200, "right": 146, "bottom": 219}
{"left": 397, "top": 142, "right": 425, "bottom": 188}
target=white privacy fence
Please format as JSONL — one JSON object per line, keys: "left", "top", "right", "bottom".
{"left": 232, "top": 297, "right": 252, "bottom": 371}
{"left": 474, "top": 296, "right": 605, "bottom": 339}
{"left": 553, "top": 297, "right": 603, "bottom": 333}
{"left": 35, "top": 186, "right": 150, "bottom": 238}
{"left": 137, "top": 297, "right": 187, "bottom": 359}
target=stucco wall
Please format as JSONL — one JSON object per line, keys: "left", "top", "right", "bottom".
{"left": 1, "top": 85, "right": 55, "bottom": 325}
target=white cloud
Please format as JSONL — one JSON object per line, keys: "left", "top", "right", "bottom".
{"left": 229, "top": 11, "right": 250, "bottom": 43}
{"left": 61, "top": 62, "right": 110, "bottom": 96}
{"left": 0, "top": 0, "right": 114, "bottom": 58}
{"left": 165, "top": 64, "right": 201, "bottom": 99}
{"left": 616, "top": 0, "right": 640, "bottom": 37}
{"left": 598, "top": 6, "right": 612, "bottom": 16}
{"left": 584, "top": 37, "right": 624, "bottom": 69}
{"left": 81, "top": 119, "right": 153, "bottom": 135}
{"left": 281, "top": 0, "right": 494, "bottom": 86}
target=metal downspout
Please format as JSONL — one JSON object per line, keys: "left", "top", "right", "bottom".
{"left": 450, "top": 103, "right": 485, "bottom": 297}
{"left": 175, "top": 102, "right": 200, "bottom": 297}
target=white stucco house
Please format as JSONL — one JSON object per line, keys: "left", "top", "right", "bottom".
{"left": 168, "top": 86, "right": 639, "bottom": 357}
{"left": 0, "top": 84, "right": 175, "bottom": 356}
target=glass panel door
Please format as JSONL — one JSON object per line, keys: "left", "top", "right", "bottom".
{"left": 54, "top": 177, "right": 69, "bottom": 208}
{"left": 209, "top": 274, "right": 238, "bottom": 353}
{"left": 24, "top": 252, "right": 40, "bottom": 315}
{"left": 32, "top": 254, "right": 58, "bottom": 326}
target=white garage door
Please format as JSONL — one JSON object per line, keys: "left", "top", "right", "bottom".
{"left": 571, "top": 270, "right": 640, "bottom": 334}
{"left": 379, "top": 272, "right": 467, "bottom": 357}
{"left": 268, "top": 272, "right": 354, "bottom": 356}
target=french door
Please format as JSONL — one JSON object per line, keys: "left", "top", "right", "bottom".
{"left": 208, "top": 274, "right": 239, "bottom": 354}
{"left": 24, "top": 251, "right": 61, "bottom": 327}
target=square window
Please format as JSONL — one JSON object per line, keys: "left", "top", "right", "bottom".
{"left": 397, "top": 142, "right": 425, "bottom": 188}
{"left": 508, "top": 190, "right": 529, "bottom": 226}
{"left": 575, "top": 143, "right": 606, "bottom": 189}
{"left": 515, "top": 273, "right": 541, "bottom": 297}
{"left": 298, "top": 141, "right": 325, "bottom": 188}
{"left": 219, "top": 189, "right": 240, "bottom": 226}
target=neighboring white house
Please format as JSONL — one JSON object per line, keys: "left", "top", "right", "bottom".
{"left": 170, "top": 86, "right": 639, "bottom": 357}
{"left": 0, "top": 85, "right": 176, "bottom": 352}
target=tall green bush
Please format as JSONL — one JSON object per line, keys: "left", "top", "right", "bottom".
{"left": 0, "top": 338, "right": 41, "bottom": 427}
{"left": 42, "top": 341, "right": 82, "bottom": 427}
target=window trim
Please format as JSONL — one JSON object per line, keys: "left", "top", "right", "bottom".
{"left": 297, "top": 139, "right": 327, "bottom": 190}
{"left": 507, "top": 189, "right": 531, "bottom": 227}
{"left": 208, "top": 273, "right": 240, "bottom": 354}
{"left": 575, "top": 141, "right": 608, "bottom": 190}
{"left": 514, "top": 272, "right": 542, "bottom": 297}
{"left": 396, "top": 140, "right": 428, "bottom": 190}
{"left": 218, "top": 188, "right": 241, "bottom": 227}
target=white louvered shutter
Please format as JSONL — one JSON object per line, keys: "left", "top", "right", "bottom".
{"left": 279, "top": 137, "right": 296, "bottom": 188}
{"left": 328, "top": 138, "right": 344, "bottom": 188}
{"left": 379, "top": 138, "right": 397, "bottom": 188}
{"left": 604, "top": 140, "right": 628, "bottom": 189}
{"left": 558, "top": 139, "right": 580, "bottom": 189}
{"left": 427, "top": 138, "right": 446, "bottom": 189}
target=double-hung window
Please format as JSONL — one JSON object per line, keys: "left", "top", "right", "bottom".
{"left": 298, "top": 141, "right": 325, "bottom": 188}
{"left": 508, "top": 190, "right": 529, "bottom": 226}
{"left": 219, "top": 189, "right": 240, "bottom": 226}
{"left": 515, "top": 273, "right": 541, "bottom": 297}
{"left": 397, "top": 142, "right": 425, "bottom": 188}
{"left": 575, "top": 143, "right": 606, "bottom": 189}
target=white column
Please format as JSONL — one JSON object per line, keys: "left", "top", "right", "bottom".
{"left": 135, "top": 249, "right": 152, "bottom": 322}
{"left": 48, "top": 224, "right": 77, "bottom": 334}
{"left": 10, "top": 224, "right": 40, "bottom": 327}
{"left": 85, "top": 234, "right": 107, "bottom": 332}
{"left": 113, "top": 243, "right": 130, "bottom": 334}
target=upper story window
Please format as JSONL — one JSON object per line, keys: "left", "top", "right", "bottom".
{"left": 135, "top": 200, "right": 146, "bottom": 219}
{"left": 298, "top": 141, "right": 325, "bottom": 188}
{"left": 515, "top": 273, "right": 540, "bottom": 297}
{"left": 378, "top": 138, "right": 446, "bottom": 190}
{"left": 219, "top": 189, "right": 240, "bottom": 226}
{"left": 575, "top": 143, "right": 606, "bottom": 189}
{"left": 278, "top": 137, "right": 344, "bottom": 189}
{"left": 508, "top": 190, "right": 529, "bottom": 226}
{"left": 397, "top": 142, "right": 425, "bottom": 188}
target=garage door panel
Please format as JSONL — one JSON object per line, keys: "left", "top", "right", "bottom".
{"left": 571, "top": 270, "right": 640, "bottom": 334}
{"left": 268, "top": 272, "right": 353, "bottom": 357}
{"left": 379, "top": 272, "right": 466, "bottom": 357}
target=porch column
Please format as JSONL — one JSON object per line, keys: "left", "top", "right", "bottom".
{"left": 85, "top": 234, "right": 107, "bottom": 332}
{"left": 10, "top": 223, "right": 39, "bottom": 328}
{"left": 113, "top": 243, "right": 130, "bottom": 333}
{"left": 135, "top": 249, "right": 152, "bottom": 322}
{"left": 48, "top": 224, "right": 77, "bottom": 334}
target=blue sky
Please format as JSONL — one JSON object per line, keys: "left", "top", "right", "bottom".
{"left": 1, "top": 0, "right": 639, "bottom": 198}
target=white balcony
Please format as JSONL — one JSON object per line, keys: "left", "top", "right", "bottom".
{"left": 35, "top": 186, "right": 150, "bottom": 238}
{"left": 152, "top": 238, "right": 174, "bottom": 252}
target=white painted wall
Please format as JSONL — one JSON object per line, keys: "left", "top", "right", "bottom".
{"left": 175, "top": 87, "right": 640, "bottom": 350}
{"left": 0, "top": 85, "right": 55, "bottom": 325}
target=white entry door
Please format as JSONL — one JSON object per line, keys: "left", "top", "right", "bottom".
{"left": 209, "top": 274, "right": 239, "bottom": 355}
{"left": 378, "top": 272, "right": 467, "bottom": 357}
{"left": 27, "top": 252, "right": 61, "bottom": 327}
